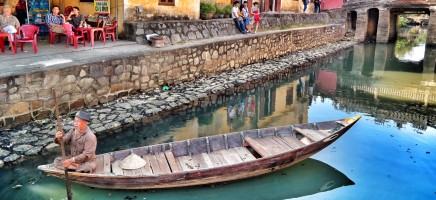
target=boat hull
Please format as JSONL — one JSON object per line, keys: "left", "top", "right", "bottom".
{"left": 38, "top": 116, "right": 359, "bottom": 189}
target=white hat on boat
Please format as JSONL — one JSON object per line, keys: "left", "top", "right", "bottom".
{"left": 119, "top": 153, "right": 146, "bottom": 170}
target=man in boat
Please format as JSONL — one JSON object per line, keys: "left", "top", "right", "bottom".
{"left": 54, "top": 110, "right": 97, "bottom": 173}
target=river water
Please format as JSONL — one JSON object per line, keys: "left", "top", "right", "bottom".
{"left": 1, "top": 31, "right": 435, "bottom": 199}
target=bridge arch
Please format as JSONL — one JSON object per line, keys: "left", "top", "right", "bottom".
{"left": 366, "top": 8, "right": 380, "bottom": 42}
{"left": 346, "top": 11, "right": 357, "bottom": 36}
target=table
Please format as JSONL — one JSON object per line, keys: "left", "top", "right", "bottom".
{"left": 77, "top": 27, "right": 106, "bottom": 47}
{"left": 0, "top": 32, "right": 16, "bottom": 55}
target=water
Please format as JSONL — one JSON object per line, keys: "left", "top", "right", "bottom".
{"left": 1, "top": 33, "right": 436, "bottom": 199}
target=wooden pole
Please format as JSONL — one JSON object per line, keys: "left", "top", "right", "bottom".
{"left": 52, "top": 89, "right": 73, "bottom": 200}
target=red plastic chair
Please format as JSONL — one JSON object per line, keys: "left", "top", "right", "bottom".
{"left": 49, "top": 26, "right": 65, "bottom": 44}
{"left": 103, "top": 21, "right": 117, "bottom": 42}
{"left": 62, "top": 23, "right": 86, "bottom": 48}
{"left": 14, "top": 25, "right": 39, "bottom": 54}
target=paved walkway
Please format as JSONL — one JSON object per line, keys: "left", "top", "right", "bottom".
{"left": 0, "top": 25, "right": 335, "bottom": 78}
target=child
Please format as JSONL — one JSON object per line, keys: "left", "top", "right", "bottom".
{"left": 252, "top": 2, "right": 260, "bottom": 33}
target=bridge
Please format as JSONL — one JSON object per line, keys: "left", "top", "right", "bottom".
{"left": 343, "top": 0, "right": 436, "bottom": 45}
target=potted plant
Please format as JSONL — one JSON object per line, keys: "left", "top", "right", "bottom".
{"left": 200, "top": 2, "right": 216, "bottom": 20}
{"left": 216, "top": 6, "right": 225, "bottom": 18}
{"left": 223, "top": 5, "right": 233, "bottom": 18}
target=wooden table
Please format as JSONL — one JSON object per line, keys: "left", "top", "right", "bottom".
{"left": 77, "top": 27, "right": 106, "bottom": 47}
{"left": 0, "top": 32, "right": 16, "bottom": 55}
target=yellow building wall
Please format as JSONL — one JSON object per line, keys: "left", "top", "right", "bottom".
{"left": 124, "top": 0, "right": 200, "bottom": 21}
{"left": 281, "top": 0, "right": 300, "bottom": 12}
{"left": 281, "top": 0, "right": 314, "bottom": 13}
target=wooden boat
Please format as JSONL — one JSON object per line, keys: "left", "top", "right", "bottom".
{"left": 38, "top": 116, "right": 361, "bottom": 189}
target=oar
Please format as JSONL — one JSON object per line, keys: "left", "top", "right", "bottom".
{"left": 52, "top": 89, "right": 73, "bottom": 200}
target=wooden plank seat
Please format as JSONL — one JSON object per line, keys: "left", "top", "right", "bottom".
{"left": 244, "top": 137, "right": 274, "bottom": 157}
{"left": 294, "top": 128, "right": 326, "bottom": 142}
{"left": 255, "top": 137, "right": 290, "bottom": 155}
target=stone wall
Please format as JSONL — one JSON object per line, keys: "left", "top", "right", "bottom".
{"left": 124, "top": 13, "right": 332, "bottom": 45}
{"left": 0, "top": 25, "right": 345, "bottom": 128}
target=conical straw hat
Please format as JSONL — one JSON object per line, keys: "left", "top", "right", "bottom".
{"left": 119, "top": 153, "right": 146, "bottom": 170}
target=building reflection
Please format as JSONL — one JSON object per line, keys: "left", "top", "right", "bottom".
{"left": 312, "top": 43, "right": 436, "bottom": 130}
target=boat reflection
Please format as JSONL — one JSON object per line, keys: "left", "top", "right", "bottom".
{"left": 1, "top": 158, "right": 354, "bottom": 200}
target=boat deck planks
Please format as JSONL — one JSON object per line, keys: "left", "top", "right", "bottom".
{"left": 164, "top": 151, "right": 182, "bottom": 173}
{"left": 177, "top": 155, "right": 198, "bottom": 171}
{"left": 111, "top": 160, "right": 124, "bottom": 176}
{"left": 294, "top": 128, "right": 326, "bottom": 141}
{"left": 269, "top": 137, "right": 294, "bottom": 152}
{"left": 94, "top": 154, "right": 111, "bottom": 174}
{"left": 277, "top": 136, "right": 305, "bottom": 149}
{"left": 233, "top": 147, "right": 256, "bottom": 162}
{"left": 152, "top": 153, "right": 172, "bottom": 174}
{"left": 208, "top": 151, "right": 228, "bottom": 167}
{"left": 156, "top": 153, "right": 172, "bottom": 174}
{"left": 244, "top": 137, "right": 272, "bottom": 157}
{"left": 141, "top": 155, "right": 154, "bottom": 175}
{"left": 218, "top": 148, "right": 244, "bottom": 165}
{"left": 201, "top": 153, "right": 215, "bottom": 168}
{"left": 318, "top": 130, "right": 331, "bottom": 137}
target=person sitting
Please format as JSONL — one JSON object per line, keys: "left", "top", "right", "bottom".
{"left": 45, "top": 6, "right": 66, "bottom": 33}
{"left": 66, "top": 6, "right": 84, "bottom": 28}
{"left": 0, "top": 5, "right": 20, "bottom": 50}
{"left": 54, "top": 110, "right": 97, "bottom": 173}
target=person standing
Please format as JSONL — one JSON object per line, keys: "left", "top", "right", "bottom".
{"left": 54, "top": 110, "right": 97, "bottom": 173}
{"left": 66, "top": 6, "right": 84, "bottom": 28}
{"left": 45, "top": 6, "right": 66, "bottom": 33}
{"left": 0, "top": 5, "right": 20, "bottom": 49}
{"left": 252, "top": 2, "right": 260, "bottom": 33}
{"left": 303, "top": 0, "right": 309, "bottom": 13}
{"left": 15, "top": 0, "right": 27, "bottom": 25}
{"left": 232, "top": 1, "right": 246, "bottom": 34}
{"left": 313, "top": 0, "right": 321, "bottom": 13}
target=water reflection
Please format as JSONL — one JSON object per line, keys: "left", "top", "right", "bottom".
{"left": 395, "top": 27, "right": 427, "bottom": 62}
{"left": 315, "top": 43, "right": 436, "bottom": 129}
{"left": 0, "top": 158, "right": 353, "bottom": 200}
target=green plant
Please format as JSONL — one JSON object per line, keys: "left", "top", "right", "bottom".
{"left": 216, "top": 5, "right": 225, "bottom": 15}
{"left": 398, "top": 15, "right": 408, "bottom": 29}
{"left": 200, "top": 2, "right": 216, "bottom": 14}
{"left": 223, "top": 5, "right": 233, "bottom": 14}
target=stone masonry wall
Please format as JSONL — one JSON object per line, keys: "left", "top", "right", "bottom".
{"left": 0, "top": 25, "right": 344, "bottom": 128}
{"left": 124, "top": 13, "right": 332, "bottom": 45}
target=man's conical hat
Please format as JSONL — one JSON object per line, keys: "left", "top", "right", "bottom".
{"left": 119, "top": 153, "right": 146, "bottom": 170}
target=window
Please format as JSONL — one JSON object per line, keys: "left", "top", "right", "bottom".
{"left": 159, "top": 0, "right": 175, "bottom": 6}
